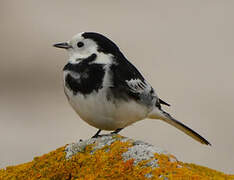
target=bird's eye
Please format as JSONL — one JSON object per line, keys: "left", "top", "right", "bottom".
{"left": 77, "top": 42, "right": 84, "bottom": 48}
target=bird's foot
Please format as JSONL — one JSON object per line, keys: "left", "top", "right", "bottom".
{"left": 92, "top": 134, "right": 101, "bottom": 138}
{"left": 91, "top": 128, "right": 124, "bottom": 138}
{"left": 91, "top": 129, "right": 102, "bottom": 138}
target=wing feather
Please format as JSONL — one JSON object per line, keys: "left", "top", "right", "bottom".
{"left": 109, "top": 58, "right": 157, "bottom": 104}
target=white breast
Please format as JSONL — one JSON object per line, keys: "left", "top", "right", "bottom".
{"left": 64, "top": 87, "right": 149, "bottom": 130}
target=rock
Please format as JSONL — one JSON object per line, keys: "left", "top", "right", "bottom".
{"left": 0, "top": 134, "right": 233, "bottom": 179}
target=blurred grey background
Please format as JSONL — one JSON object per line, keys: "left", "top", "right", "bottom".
{"left": 0, "top": 0, "right": 234, "bottom": 174}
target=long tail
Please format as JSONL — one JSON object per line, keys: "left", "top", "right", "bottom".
{"left": 148, "top": 109, "right": 211, "bottom": 145}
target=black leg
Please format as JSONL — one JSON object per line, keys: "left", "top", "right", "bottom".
{"left": 92, "top": 129, "right": 102, "bottom": 138}
{"left": 111, "top": 128, "right": 123, "bottom": 134}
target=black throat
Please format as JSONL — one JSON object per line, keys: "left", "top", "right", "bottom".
{"left": 63, "top": 53, "right": 105, "bottom": 96}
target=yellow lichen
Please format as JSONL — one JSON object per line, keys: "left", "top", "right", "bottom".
{"left": 0, "top": 139, "right": 233, "bottom": 180}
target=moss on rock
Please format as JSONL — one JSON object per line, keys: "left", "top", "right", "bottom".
{"left": 0, "top": 135, "right": 233, "bottom": 180}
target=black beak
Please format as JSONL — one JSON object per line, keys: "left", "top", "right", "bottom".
{"left": 53, "top": 42, "right": 72, "bottom": 49}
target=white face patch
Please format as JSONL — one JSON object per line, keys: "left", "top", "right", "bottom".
{"left": 66, "top": 33, "right": 99, "bottom": 64}
{"left": 65, "top": 32, "right": 115, "bottom": 67}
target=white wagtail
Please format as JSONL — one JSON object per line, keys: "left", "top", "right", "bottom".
{"left": 53, "top": 32, "right": 210, "bottom": 145}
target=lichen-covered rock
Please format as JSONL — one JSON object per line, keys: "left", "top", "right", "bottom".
{"left": 0, "top": 134, "right": 233, "bottom": 179}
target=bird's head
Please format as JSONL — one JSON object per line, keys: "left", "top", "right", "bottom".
{"left": 53, "top": 32, "right": 123, "bottom": 64}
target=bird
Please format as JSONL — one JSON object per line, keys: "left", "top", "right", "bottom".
{"left": 53, "top": 32, "right": 211, "bottom": 145}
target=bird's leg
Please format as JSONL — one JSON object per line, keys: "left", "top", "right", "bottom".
{"left": 92, "top": 129, "right": 102, "bottom": 138}
{"left": 111, "top": 128, "right": 123, "bottom": 134}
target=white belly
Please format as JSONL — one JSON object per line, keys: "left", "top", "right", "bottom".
{"left": 65, "top": 88, "right": 149, "bottom": 130}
